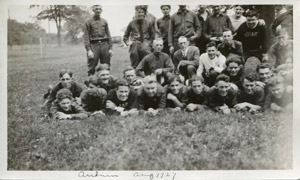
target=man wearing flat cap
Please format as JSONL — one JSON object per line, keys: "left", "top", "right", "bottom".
{"left": 84, "top": 5, "right": 113, "bottom": 76}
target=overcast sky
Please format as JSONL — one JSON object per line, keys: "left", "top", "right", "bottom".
{"left": 8, "top": 5, "right": 199, "bottom": 37}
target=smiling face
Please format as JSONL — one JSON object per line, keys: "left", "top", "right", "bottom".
{"left": 169, "top": 81, "right": 180, "bottom": 95}
{"left": 270, "top": 83, "right": 285, "bottom": 99}
{"left": 136, "top": 8, "right": 146, "bottom": 20}
{"left": 227, "top": 62, "right": 240, "bottom": 77}
{"left": 97, "top": 70, "right": 110, "bottom": 84}
{"left": 191, "top": 80, "right": 203, "bottom": 95}
{"left": 216, "top": 80, "right": 230, "bottom": 97}
{"left": 116, "top": 85, "right": 130, "bottom": 102}
{"left": 207, "top": 46, "right": 217, "bottom": 59}
{"left": 246, "top": 16, "right": 258, "bottom": 29}
{"left": 60, "top": 73, "right": 72, "bottom": 89}
{"left": 258, "top": 68, "right": 272, "bottom": 83}
{"left": 144, "top": 82, "right": 158, "bottom": 97}
{"left": 234, "top": 6, "right": 244, "bottom": 17}
{"left": 212, "top": 6, "right": 221, "bottom": 15}
{"left": 58, "top": 98, "right": 72, "bottom": 112}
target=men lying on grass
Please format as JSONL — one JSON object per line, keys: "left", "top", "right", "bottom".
{"left": 264, "top": 75, "right": 293, "bottom": 112}
{"left": 123, "top": 67, "right": 144, "bottom": 91}
{"left": 276, "top": 53, "right": 293, "bottom": 86}
{"left": 186, "top": 76, "right": 210, "bottom": 112}
{"left": 50, "top": 88, "right": 88, "bottom": 120}
{"left": 208, "top": 74, "right": 237, "bottom": 114}
{"left": 221, "top": 54, "right": 244, "bottom": 90}
{"left": 136, "top": 37, "right": 174, "bottom": 85}
{"left": 137, "top": 75, "right": 166, "bottom": 116}
{"left": 165, "top": 75, "right": 188, "bottom": 112}
{"left": 234, "top": 73, "right": 264, "bottom": 113}
{"left": 44, "top": 68, "right": 84, "bottom": 117}
{"left": 80, "top": 76, "right": 107, "bottom": 117}
{"left": 105, "top": 79, "right": 139, "bottom": 117}
{"left": 256, "top": 63, "right": 274, "bottom": 97}
{"left": 94, "top": 63, "right": 118, "bottom": 92}
{"left": 197, "top": 41, "right": 226, "bottom": 87}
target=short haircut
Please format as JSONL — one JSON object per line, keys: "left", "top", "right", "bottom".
{"left": 160, "top": 5, "right": 171, "bottom": 9}
{"left": 143, "top": 75, "right": 157, "bottom": 84}
{"left": 135, "top": 5, "right": 147, "bottom": 12}
{"left": 275, "top": 27, "right": 289, "bottom": 37}
{"left": 256, "top": 63, "right": 272, "bottom": 72}
{"left": 86, "top": 76, "right": 99, "bottom": 86}
{"left": 123, "top": 67, "right": 135, "bottom": 75}
{"left": 244, "top": 72, "right": 257, "bottom": 82}
{"left": 178, "top": 36, "right": 188, "bottom": 42}
{"left": 216, "top": 74, "right": 230, "bottom": 83}
{"left": 225, "top": 55, "right": 243, "bottom": 66}
{"left": 233, "top": 5, "right": 245, "bottom": 9}
{"left": 245, "top": 9, "right": 258, "bottom": 17}
{"left": 189, "top": 75, "right": 204, "bottom": 85}
{"left": 56, "top": 88, "right": 73, "bottom": 101}
{"left": 59, "top": 68, "right": 73, "bottom": 78}
{"left": 92, "top": 5, "right": 102, "bottom": 10}
{"left": 223, "top": 28, "right": 233, "bottom": 34}
{"left": 206, "top": 41, "right": 216, "bottom": 48}
{"left": 167, "top": 75, "right": 182, "bottom": 85}
{"left": 116, "top": 79, "right": 129, "bottom": 88}
{"left": 96, "top": 63, "right": 110, "bottom": 72}
{"left": 153, "top": 38, "right": 164, "bottom": 45}
{"left": 267, "top": 75, "right": 285, "bottom": 87}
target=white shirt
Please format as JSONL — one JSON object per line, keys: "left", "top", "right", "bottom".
{"left": 197, "top": 53, "right": 226, "bottom": 76}
{"left": 229, "top": 14, "right": 246, "bottom": 32}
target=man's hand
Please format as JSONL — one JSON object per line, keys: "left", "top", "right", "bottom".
{"left": 229, "top": 83, "right": 239, "bottom": 92}
{"left": 169, "top": 46, "right": 174, "bottom": 54}
{"left": 91, "top": 110, "right": 105, "bottom": 116}
{"left": 75, "top": 97, "right": 81, "bottom": 105}
{"left": 234, "top": 103, "right": 247, "bottom": 111}
{"left": 128, "top": 109, "right": 139, "bottom": 116}
{"left": 190, "top": 35, "right": 197, "bottom": 41}
{"left": 146, "top": 108, "right": 158, "bottom": 116}
{"left": 108, "top": 49, "right": 113, "bottom": 57}
{"left": 167, "top": 93, "right": 176, "bottom": 101}
{"left": 210, "top": 37, "right": 218, "bottom": 41}
{"left": 255, "top": 81, "right": 266, "bottom": 88}
{"left": 186, "top": 103, "right": 197, "bottom": 112}
{"left": 271, "top": 103, "right": 281, "bottom": 112}
{"left": 222, "top": 107, "right": 231, "bottom": 114}
{"left": 87, "top": 50, "right": 94, "bottom": 59}
{"left": 258, "top": 19, "right": 266, "bottom": 26}
{"left": 155, "top": 69, "right": 163, "bottom": 75}
{"left": 106, "top": 100, "right": 116, "bottom": 110}
{"left": 56, "top": 112, "right": 71, "bottom": 120}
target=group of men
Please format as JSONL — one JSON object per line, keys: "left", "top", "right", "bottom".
{"left": 44, "top": 4, "right": 293, "bottom": 119}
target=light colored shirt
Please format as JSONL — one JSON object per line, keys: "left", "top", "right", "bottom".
{"left": 197, "top": 53, "right": 226, "bottom": 76}
{"left": 229, "top": 15, "right": 246, "bottom": 32}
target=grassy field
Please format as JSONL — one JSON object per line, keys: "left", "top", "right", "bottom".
{"left": 7, "top": 45, "right": 293, "bottom": 170}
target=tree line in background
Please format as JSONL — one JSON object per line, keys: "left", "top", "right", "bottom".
{"left": 8, "top": 5, "right": 286, "bottom": 47}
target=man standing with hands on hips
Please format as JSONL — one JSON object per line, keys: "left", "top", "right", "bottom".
{"left": 84, "top": 5, "right": 113, "bottom": 76}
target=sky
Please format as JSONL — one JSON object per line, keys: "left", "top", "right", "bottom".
{"left": 8, "top": 5, "right": 198, "bottom": 37}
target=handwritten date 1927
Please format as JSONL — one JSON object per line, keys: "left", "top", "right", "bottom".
{"left": 133, "top": 172, "right": 176, "bottom": 180}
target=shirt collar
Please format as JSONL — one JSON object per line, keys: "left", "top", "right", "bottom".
{"left": 93, "top": 15, "right": 100, "bottom": 20}
{"left": 163, "top": 15, "right": 170, "bottom": 20}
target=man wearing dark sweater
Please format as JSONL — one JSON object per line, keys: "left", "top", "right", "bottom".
{"left": 234, "top": 10, "right": 268, "bottom": 62}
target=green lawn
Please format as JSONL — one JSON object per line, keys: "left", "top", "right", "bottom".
{"left": 7, "top": 45, "right": 292, "bottom": 170}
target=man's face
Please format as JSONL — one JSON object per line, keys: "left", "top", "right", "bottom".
{"left": 212, "top": 6, "right": 221, "bottom": 15}
{"left": 161, "top": 6, "right": 170, "bottom": 16}
{"left": 243, "top": 79, "right": 256, "bottom": 95}
{"left": 153, "top": 40, "right": 164, "bottom": 53}
{"left": 277, "top": 34, "right": 289, "bottom": 47}
{"left": 93, "top": 6, "right": 102, "bottom": 16}
{"left": 144, "top": 83, "right": 158, "bottom": 97}
{"left": 97, "top": 70, "right": 110, "bottom": 84}
{"left": 227, "top": 62, "right": 240, "bottom": 77}
{"left": 124, "top": 70, "right": 136, "bottom": 84}
{"left": 258, "top": 68, "right": 272, "bottom": 83}
{"left": 216, "top": 80, "right": 230, "bottom": 97}
{"left": 191, "top": 80, "right": 203, "bottom": 95}
{"left": 246, "top": 16, "right": 258, "bottom": 29}
{"left": 234, "top": 6, "right": 244, "bottom": 17}
{"left": 179, "top": 5, "right": 187, "bottom": 11}
{"left": 170, "top": 81, "right": 180, "bottom": 95}
{"left": 60, "top": 73, "right": 72, "bottom": 89}
{"left": 116, "top": 86, "right": 130, "bottom": 101}
{"left": 198, "top": 5, "right": 206, "bottom": 14}
{"left": 58, "top": 98, "right": 72, "bottom": 112}
{"left": 207, "top": 46, "right": 217, "bottom": 59}
{"left": 270, "top": 83, "right": 285, "bottom": 99}
{"left": 88, "top": 83, "right": 97, "bottom": 90}
{"left": 222, "top": 31, "right": 233, "bottom": 45}
{"left": 178, "top": 38, "right": 189, "bottom": 50}
{"left": 136, "top": 9, "right": 145, "bottom": 20}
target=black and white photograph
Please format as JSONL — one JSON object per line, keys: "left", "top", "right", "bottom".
{"left": 0, "top": 0, "right": 299, "bottom": 179}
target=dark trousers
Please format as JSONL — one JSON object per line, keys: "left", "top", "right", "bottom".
{"left": 129, "top": 41, "right": 151, "bottom": 68}
{"left": 88, "top": 41, "right": 110, "bottom": 75}
{"left": 179, "top": 64, "right": 197, "bottom": 80}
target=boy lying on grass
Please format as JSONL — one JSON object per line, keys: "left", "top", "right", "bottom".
{"left": 50, "top": 88, "right": 88, "bottom": 120}
{"left": 264, "top": 75, "right": 293, "bottom": 112}
{"left": 186, "top": 76, "right": 210, "bottom": 112}
{"left": 165, "top": 75, "right": 188, "bottom": 112}
{"left": 208, "top": 74, "right": 238, "bottom": 114}
{"left": 80, "top": 76, "right": 107, "bottom": 117}
{"left": 105, "top": 79, "right": 139, "bottom": 117}
{"left": 234, "top": 73, "right": 264, "bottom": 113}
{"left": 137, "top": 75, "right": 166, "bottom": 116}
